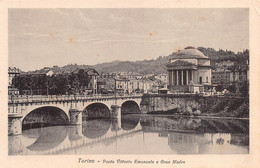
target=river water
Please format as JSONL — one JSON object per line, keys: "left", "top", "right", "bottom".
{"left": 8, "top": 114, "right": 249, "bottom": 155}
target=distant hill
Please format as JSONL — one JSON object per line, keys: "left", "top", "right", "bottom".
{"left": 93, "top": 56, "right": 172, "bottom": 74}
{"left": 25, "top": 47, "right": 249, "bottom": 75}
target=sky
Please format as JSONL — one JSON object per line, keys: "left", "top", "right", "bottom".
{"left": 8, "top": 8, "right": 249, "bottom": 71}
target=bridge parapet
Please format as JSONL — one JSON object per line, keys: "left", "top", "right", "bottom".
{"left": 8, "top": 94, "right": 143, "bottom": 106}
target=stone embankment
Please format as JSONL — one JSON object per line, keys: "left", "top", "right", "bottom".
{"left": 140, "top": 94, "right": 249, "bottom": 118}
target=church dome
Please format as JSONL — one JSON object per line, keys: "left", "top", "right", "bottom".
{"left": 173, "top": 47, "right": 208, "bottom": 59}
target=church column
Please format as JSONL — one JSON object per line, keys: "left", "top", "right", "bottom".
{"left": 191, "top": 70, "right": 193, "bottom": 83}
{"left": 171, "top": 71, "right": 173, "bottom": 86}
{"left": 169, "top": 71, "right": 172, "bottom": 86}
{"left": 172, "top": 71, "right": 174, "bottom": 85}
{"left": 181, "top": 70, "right": 183, "bottom": 85}
{"left": 176, "top": 70, "right": 179, "bottom": 85}
{"left": 186, "top": 70, "right": 189, "bottom": 85}
{"left": 170, "top": 71, "right": 172, "bottom": 86}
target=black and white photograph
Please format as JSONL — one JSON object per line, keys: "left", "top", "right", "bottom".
{"left": 5, "top": 8, "right": 254, "bottom": 160}
{"left": 7, "top": 8, "right": 250, "bottom": 156}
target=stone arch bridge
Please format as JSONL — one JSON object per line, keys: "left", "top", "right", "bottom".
{"left": 8, "top": 94, "right": 142, "bottom": 135}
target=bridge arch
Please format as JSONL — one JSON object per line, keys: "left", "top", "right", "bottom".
{"left": 121, "top": 100, "right": 141, "bottom": 114}
{"left": 83, "top": 102, "right": 111, "bottom": 119}
{"left": 120, "top": 100, "right": 141, "bottom": 131}
{"left": 22, "top": 106, "right": 69, "bottom": 130}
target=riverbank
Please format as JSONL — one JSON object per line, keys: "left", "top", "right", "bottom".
{"left": 144, "top": 113, "right": 249, "bottom": 120}
{"left": 142, "top": 94, "right": 249, "bottom": 118}
{"left": 200, "top": 96, "right": 249, "bottom": 118}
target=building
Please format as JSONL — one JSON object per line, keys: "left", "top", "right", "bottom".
{"left": 8, "top": 67, "right": 20, "bottom": 88}
{"left": 230, "top": 71, "right": 248, "bottom": 84}
{"left": 8, "top": 88, "right": 19, "bottom": 95}
{"left": 140, "top": 78, "right": 153, "bottom": 93}
{"left": 158, "top": 88, "right": 169, "bottom": 94}
{"left": 166, "top": 46, "right": 211, "bottom": 93}
{"left": 85, "top": 68, "right": 99, "bottom": 95}
{"left": 115, "top": 78, "right": 130, "bottom": 95}
{"left": 118, "top": 72, "right": 143, "bottom": 80}
{"left": 211, "top": 58, "right": 249, "bottom": 93}
{"left": 97, "top": 77, "right": 116, "bottom": 94}
{"left": 212, "top": 68, "right": 231, "bottom": 87}
{"left": 100, "top": 72, "right": 118, "bottom": 78}
{"left": 128, "top": 78, "right": 156, "bottom": 94}
{"left": 154, "top": 73, "right": 168, "bottom": 83}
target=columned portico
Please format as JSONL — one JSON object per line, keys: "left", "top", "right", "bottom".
{"left": 167, "top": 69, "right": 193, "bottom": 87}
{"left": 166, "top": 46, "right": 211, "bottom": 92}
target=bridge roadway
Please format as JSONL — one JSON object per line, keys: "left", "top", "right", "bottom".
{"left": 8, "top": 94, "right": 143, "bottom": 135}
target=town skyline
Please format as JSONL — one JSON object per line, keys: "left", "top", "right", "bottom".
{"left": 9, "top": 8, "right": 248, "bottom": 71}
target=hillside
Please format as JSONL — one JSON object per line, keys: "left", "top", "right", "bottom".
{"left": 26, "top": 47, "right": 249, "bottom": 75}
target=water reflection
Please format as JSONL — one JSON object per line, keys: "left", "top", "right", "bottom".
{"left": 140, "top": 116, "right": 249, "bottom": 134}
{"left": 26, "top": 126, "right": 69, "bottom": 151}
{"left": 121, "top": 114, "right": 140, "bottom": 131}
{"left": 9, "top": 114, "right": 249, "bottom": 155}
{"left": 82, "top": 119, "right": 111, "bottom": 139}
{"left": 68, "top": 125, "right": 83, "bottom": 142}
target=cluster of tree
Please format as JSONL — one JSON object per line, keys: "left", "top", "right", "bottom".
{"left": 215, "top": 82, "right": 249, "bottom": 97}
{"left": 227, "top": 50, "right": 249, "bottom": 72}
{"left": 14, "top": 69, "right": 92, "bottom": 95}
{"left": 197, "top": 47, "right": 249, "bottom": 70}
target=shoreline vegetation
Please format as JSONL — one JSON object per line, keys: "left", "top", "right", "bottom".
{"left": 146, "top": 114, "right": 249, "bottom": 120}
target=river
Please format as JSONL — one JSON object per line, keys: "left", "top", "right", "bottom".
{"left": 8, "top": 113, "right": 249, "bottom": 155}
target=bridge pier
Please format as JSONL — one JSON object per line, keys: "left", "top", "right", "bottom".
{"left": 69, "top": 124, "right": 83, "bottom": 143}
{"left": 111, "top": 118, "right": 122, "bottom": 131}
{"left": 110, "top": 105, "right": 121, "bottom": 128}
{"left": 69, "top": 109, "right": 82, "bottom": 125}
{"left": 8, "top": 135, "right": 23, "bottom": 154}
{"left": 8, "top": 114, "right": 23, "bottom": 135}
{"left": 110, "top": 105, "right": 120, "bottom": 118}
{"left": 140, "top": 101, "right": 149, "bottom": 113}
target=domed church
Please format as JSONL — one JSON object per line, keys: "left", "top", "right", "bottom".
{"left": 166, "top": 46, "right": 211, "bottom": 93}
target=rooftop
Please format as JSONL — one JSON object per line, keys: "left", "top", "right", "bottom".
{"left": 166, "top": 60, "right": 197, "bottom": 70}
{"left": 172, "top": 47, "right": 208, "bottom": 59}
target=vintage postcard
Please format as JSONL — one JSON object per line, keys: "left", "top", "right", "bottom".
{"left": 1, "top": 0, "right": 260, "bottom": 168}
